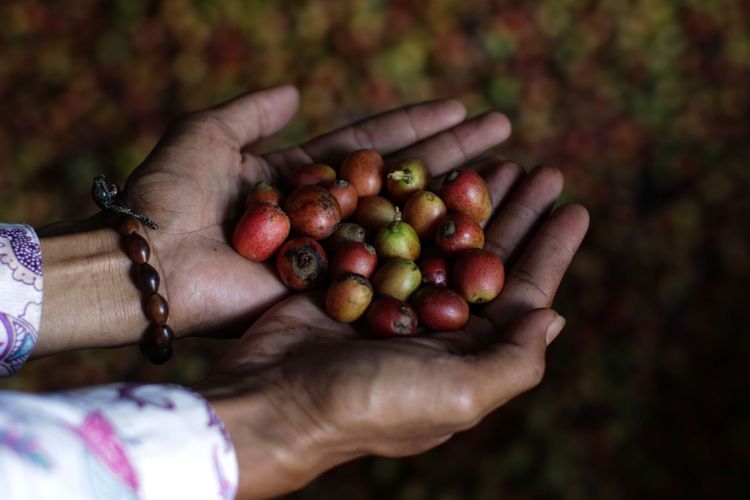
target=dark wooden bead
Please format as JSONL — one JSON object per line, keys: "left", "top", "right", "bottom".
{"left": 146, "top": 344, "right": 173, "bottom": 365}
{"left": 118, "top": 216, "right": 140, "bottom": 236}
{"left": 146, "top": 323, "right": 174, "bottom": 349}
{"left": 126, "top": 233, "right": 150, "bottom": 264}
{"left": 146, "top": 293, "right": 169, "bottom": 324}
{"left": 137, "top": 263, "right": 160, "bottom": 294}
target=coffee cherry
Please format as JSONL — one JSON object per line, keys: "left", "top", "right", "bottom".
{"left": 340, "top": 149, "right": 384, "bottom": 197}
{"left": 276, "top": 236, "right": 328, "bottom": 290}
{"left": 326, "top": 273, "right": 373, "bottom": 323}
{"left": 410, "top": 286, "right": 469, "bottom": 331}
{"left": 440, "top": 169, "right": 493, "bottom": 224}
{"left": 367, "top": 296, "right": 418, "bottom": 337}
{"left": 285, "top": 185, "right": 342, "bottom": 240}
{"left": 451, "top": 249, "right": 505, "bottom": 303}
{"left": 232, "top": 202, "right": 290, "bottom": 262}
{"left": 435, "top": 212, "right": 484, "bottom": 255}
{"left": 371, "top": 258, "right": 422, "bottom": 301}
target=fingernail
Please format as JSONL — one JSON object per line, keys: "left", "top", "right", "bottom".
{"left": 546, "top": 315, "right": 566, "bottom": 346}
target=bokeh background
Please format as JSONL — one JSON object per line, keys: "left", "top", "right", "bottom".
{"left": 1, "top": 1, "right": 748, "bottom": 498}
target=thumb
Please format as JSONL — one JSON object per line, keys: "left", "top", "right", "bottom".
{"left": 209, "top": 85, "right": 299, "bottom": 146}
{"left": 475, "top": 308, "right": 566, "bottom": 409}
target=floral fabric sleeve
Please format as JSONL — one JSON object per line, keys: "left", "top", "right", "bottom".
{"left": 0, "top": 225, "right": 239, "bottom": 498}
{"left": 0, "top": 224, "right": 43, "bottom": 377}
{"left": 0, "top": 383, "right": 238, "bottom": 499}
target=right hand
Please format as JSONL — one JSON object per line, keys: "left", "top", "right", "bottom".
{"left": 202, "top": 158, "right": 589, "bottom": 499}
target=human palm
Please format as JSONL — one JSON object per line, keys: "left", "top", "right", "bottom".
{"left": 119, "top": 86, "right": 487, "bottom": 337}
{"left": 212, "top": 156, "right": 589, "bottom": 460}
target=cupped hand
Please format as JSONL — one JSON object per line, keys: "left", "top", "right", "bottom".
{"left": 121, "top": 85, "right": 478, "bottom": 337}
{"left": 204, "top": 149, "right": 589, "bottom": 497}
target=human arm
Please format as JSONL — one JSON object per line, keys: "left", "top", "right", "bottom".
{"left": 1, "top": 227, "right": 238, "bottom": 497}
{"left": 0, "top": 88, "right": 513, "bottom": 499}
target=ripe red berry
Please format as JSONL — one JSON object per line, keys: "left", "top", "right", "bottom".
{"left": 276, "top": 236, "right": 328, "bottom": 290}
{"left": 410, "top": 286, "right": 469, "bottom": 331}
{"left": 440, "top": 169, "right": 493, "bottom": 223}
{"left": 330, "top": 242, "right": 378, "bottom": 278}
{"left": 340, "top": 149, "right": 384, "bottom": 197}
{"left": 419, "top": 256, "right": 450, "bottom": 287}
{"left": 435, "top": 212, "right": 485, "bottom": 255}
{"left": 232, "top": 202, "right": 290, "bottom": 262}
{"left": 451, "top": 249, "right": 505, "bottom": 303}
{"left": 324, "top": 179, "right": 358, "bottom": 220}
{"left": 284, "top": 185, "right": 342, "bottom": 240}
{"left": 367, "top": 296, "right": 418, "bottom": 337}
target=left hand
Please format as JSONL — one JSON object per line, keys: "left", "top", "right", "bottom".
{"left": 34, "top": 87, "right": 514, "bottom": 355}
{"left": 120, "top": 85, "right": 489, "bottom": 337}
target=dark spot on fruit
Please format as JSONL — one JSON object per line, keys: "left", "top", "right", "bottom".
{"left": 287, "top": 244, "right": 326, "bottom": 283}
{"left": 441, "top": 220, "right": 456, "bottom": 239}
{"left": 446, "top": 170, "right": 459, "bottom": 182}
{"left": 344, "top": 273, "right": 373, "bottom": 289}
{"left": 319, "top": 193, "right": 339, "bottom": 213}
{"left": 392, "top": 320, "right": 411, "bottom": 334}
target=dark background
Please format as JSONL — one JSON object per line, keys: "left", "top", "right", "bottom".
{"left": 1, "top": 1, "right": 748, "bottom": 498}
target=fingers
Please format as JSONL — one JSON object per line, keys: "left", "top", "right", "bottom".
{"left": 387, "top": 111, "right": 512, "bottom": 176}
{"left": 483, "top": 165, "right": 563, "bottom": 263}
{"left": 484, "top": 203, "right": 590, "bottom": 329}
{"left": 476, "top": 159, "right": 525, "bottom": 225}
{"left": 208, "top": 85, "right": 300, "bottom": 146}
{"left": 473, "top": 308, "right": 563, "bottom": 411}
{"left": 265, "top": 99, "right": 467, "bottom": 171}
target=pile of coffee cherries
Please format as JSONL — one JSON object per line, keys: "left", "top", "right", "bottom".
{"left": 233, "top": 149, "right": 504, "bottom": 337}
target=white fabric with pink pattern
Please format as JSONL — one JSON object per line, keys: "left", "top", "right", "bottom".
{"left": 0, "top": 224, "right": 238, "bottom": 499}
{"left": 0, "top": 383, "right": 238, "bottom": 499}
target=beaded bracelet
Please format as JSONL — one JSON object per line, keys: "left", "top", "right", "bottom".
{"left": 92, "top": 174, "right": 173, "bottom": 365}
{"left": 117, "top": 216, "right": 175, "bottom": 365}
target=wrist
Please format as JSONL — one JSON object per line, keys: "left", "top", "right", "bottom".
{"left": 35, "top": 221, "right": 156, "bottom": 356}
{"left": 196, "top": 373, "right": 356, "bottom": 499}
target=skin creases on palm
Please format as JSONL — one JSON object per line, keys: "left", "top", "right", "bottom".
{"left": 206, "top": 127, "right": 589, "bottom": 459}
{"left": 114, "top": 88, "right": 485, "bottom": 338}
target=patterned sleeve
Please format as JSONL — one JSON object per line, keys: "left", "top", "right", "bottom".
{"left": 0, "top": 383, "right": 238, "bottom": 499}
{"left": 0, "top": 223, "right": 43, "bottom": 377}
{"left": 0, "top": 225, "right": 239, "bottom": 497}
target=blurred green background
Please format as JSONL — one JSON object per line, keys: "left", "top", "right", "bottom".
{"left": 1, "top": 0, "right": 748, "bottom": 498}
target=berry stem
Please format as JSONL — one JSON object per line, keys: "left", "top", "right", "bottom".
{"left": 392, "top": 206, "right": 402, "bottom": 224}
{"left": 387, "top": 169, "right": 413, "bottom": 183}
